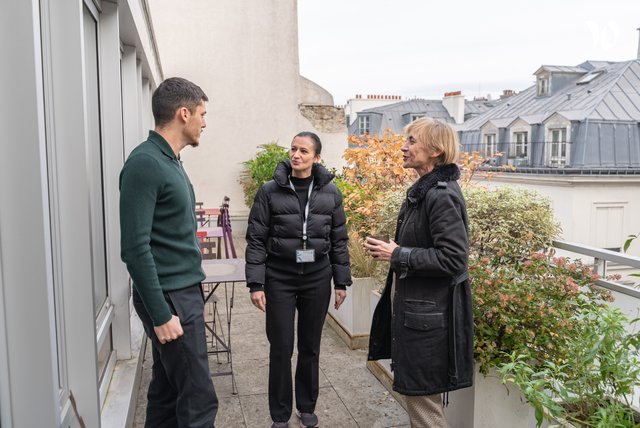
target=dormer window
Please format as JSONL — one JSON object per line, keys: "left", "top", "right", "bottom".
{"left": 358, "top": 115, "right": 370, "bottom": 135}
{"left": 485, "top": 133, "right": 497, "bottom": 157}
{"left": 537, "top": 77, "right": 549, "bottom": 96}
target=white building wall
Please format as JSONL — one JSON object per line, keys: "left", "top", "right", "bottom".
{"left": 1, "top": 1, "right": 162, "bottom": 426}
{"left": 148, "top": 0, "right": 347, "bottom": 222}
{"left": 345, "top": 96, "right": 402, "bottom": 125}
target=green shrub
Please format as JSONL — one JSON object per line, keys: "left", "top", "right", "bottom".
{"left": 464, "top": 186, "right": 561, "bottom": 264}
{"left": 500, "top": 305, "right": 640, "bottom": 427}
{"left": 239, "top": 142, "right": 289, "bottom": 208}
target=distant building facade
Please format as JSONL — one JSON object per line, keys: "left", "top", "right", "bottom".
{"left": 458, "top": 60, "right": 640, "bottom": 255}
{"left": 344, "top": 94, "right": 403, "bottom": 127}
{"left": 459, "top": 60, "right": 640, "bottom": 172}
{"left": 348, "top": 92, "right": 500, "bottom": 135}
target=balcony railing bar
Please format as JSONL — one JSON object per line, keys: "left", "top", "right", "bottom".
{"left": 594, "top": 278, "right": 640, "bottom": 299}
{"left": 553, "top": 239, "right": 640, "bottom": 298}
{"left": 553, "top": 240, "right": 640, "bottom": 268}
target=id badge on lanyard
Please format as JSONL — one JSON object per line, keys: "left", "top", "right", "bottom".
{"left": 291, "top": 178, "right": 316, "bottom": 263}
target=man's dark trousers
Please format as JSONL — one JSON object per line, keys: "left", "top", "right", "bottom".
{"left": 133, "top": 284, "right": 218, "bottom": 428}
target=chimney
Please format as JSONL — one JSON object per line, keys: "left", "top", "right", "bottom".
{"left": 500, "top": 89, "right": 515, "bottom": 100}
{"left": 442, "top": 91, "right": 465, "bottom": 124}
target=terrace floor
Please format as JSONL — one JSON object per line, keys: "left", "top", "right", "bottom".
{"left": 132, "top": 240, "right": 410, "bottom": 428}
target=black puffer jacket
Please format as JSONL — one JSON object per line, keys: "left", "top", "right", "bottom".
{"left": 368, "top": 163, "right": 473, "bottom": 396}
{"left": 245, "top": 161, "right": 352, "bottom": 287}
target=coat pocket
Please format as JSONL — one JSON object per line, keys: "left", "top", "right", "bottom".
{"left": 405, "top": 299, "right": 436, "bottom": 312}
{"left": 404, "top": 311, "right": 445, "bottom": 332}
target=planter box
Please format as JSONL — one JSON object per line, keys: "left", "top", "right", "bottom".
{"left": 367, "top": 359, "right": 541, "bottom": 428}
{"left": 452, "top": 367, "right": 539, "bottom": 428}
{"left": 326, "top": 277, "right": 378, "bottom": 349}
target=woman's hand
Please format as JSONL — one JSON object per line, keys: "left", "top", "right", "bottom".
{"left": 334, "top": 290, "right": 347, "bottom": 310}
{"left": 250, "top": 291, "right": 266, "bottom": 312}
{"left": 364, "top": 237, "right": 398, "bottom": 262}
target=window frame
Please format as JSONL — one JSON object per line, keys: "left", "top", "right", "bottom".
{"left": 547, "top": 126, "right": 570, "bottom": 167}
{"left": 484, "top": 133, "right": 497, "bottom": 157}
{"left": 358, "top": 115, "right": 370, "bottom": 135}
{"left": 538, "top": 76, "right": 549, "bottom": 96}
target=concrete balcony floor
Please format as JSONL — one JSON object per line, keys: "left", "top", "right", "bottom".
{"left": 132, "top": 274, "right": 409, "bottom": 427}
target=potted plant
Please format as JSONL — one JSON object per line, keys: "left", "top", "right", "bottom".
{"left": 326, "top": 232, "right": 386, "bottom": 349}
{"left": 327, "top": 131, "right": 413, "bottom": 349}
{"left": 238, "top": 142, "right": 289, "bottom": 208}
{"left": 500, "top": 303, "right": 640, "bottom": 427}
{"left": 443, "top": 186, "right": 616, "bottom": 427}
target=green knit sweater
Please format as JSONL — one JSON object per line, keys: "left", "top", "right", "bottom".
{"left": 119, "top": 131, "right": 205, "bottom": 326}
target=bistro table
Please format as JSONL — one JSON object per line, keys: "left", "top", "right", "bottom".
{"left": 201, "top": 258, "right": 245, "bottom": 394}
{"left": 195, "top": 207, "right": 221, "bottom": 227}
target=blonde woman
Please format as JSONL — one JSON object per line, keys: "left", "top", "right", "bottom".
{"left": 366, "top": 118, "right": 473, "bottom": 427}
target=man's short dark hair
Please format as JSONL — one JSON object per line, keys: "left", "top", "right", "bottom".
{"left": 152, "top": 77, "right": 208, "bottom": 127}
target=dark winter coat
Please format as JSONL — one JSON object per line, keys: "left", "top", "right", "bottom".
{"left": 245, "top": 160, "right": 352, "bottom": 288}
{"left": 368, "top": 163, "right": 474, "bottom": 396}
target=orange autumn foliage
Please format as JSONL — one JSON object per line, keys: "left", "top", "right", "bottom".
{"left": 338, "top": 130, "right": 511, "bottom": 236}
{"left": 338, "top": 131, "right": 416, "bottom": 236}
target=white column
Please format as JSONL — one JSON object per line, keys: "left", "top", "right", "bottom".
{"left": 100, "top": 0, "right": 133, "bottom": 361}
{"left": 121, "top": 45, "right": 140, "bottom": 158}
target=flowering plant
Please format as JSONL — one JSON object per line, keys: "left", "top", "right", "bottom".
{"left": 471, "top": 252, "right": 611, "bottom": 373}
{"left": 464, "top": 186, "right": 612, "bottom": 372}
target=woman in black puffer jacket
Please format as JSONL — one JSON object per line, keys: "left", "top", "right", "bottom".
{"left": 365, "top": 118, "right": 473, "bottom": 428}
{"left": 245, "top": 131, "right": 351, "bottom": 428}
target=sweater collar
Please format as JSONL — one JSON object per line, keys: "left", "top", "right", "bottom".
{"left": 406, "top": 163, "right": 460, "bottom": 205}
{"left": 273, "top": 160, "right": 335, "bottom": 188}
{"left": 148, "top": 130, "right": 178, "bottom": 161}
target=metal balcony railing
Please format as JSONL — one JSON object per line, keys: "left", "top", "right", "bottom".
{"left": 553, "top": 240, "right": 640, "bottom": 299}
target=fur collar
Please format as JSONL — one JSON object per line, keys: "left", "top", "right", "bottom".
{"left": 407, "top": 163, "right": 460, "bottom": 205}
{"left": 273, "top": 160, "right": 335, "bottom": 188}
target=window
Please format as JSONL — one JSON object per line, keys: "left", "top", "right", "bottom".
{"left": 485, "top": 133, "right": 497, "bottom": 157}
{"left": 82, "top": 3, "right": 115, "bottom": 405}
{"left": 577, "top": 71, "right": 603, "bottom": 85}
{"left": 548, "top": 128, "right": 568, "bottom": 167}
{"left": 508, "top": 131, "right": 529, "bottom": 167}
{"left": 514, "top": 132, "right": 528, "bottom": 157}
{"left": 537, "top": 77, "right": 549, "bottom": 96}
{"left": 410, "top": 114, "right": 424, "bottom": 122}
{"left": 358, "top": 115, "right": 370, "bottom": 134}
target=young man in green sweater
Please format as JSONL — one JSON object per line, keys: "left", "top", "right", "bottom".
{"left": 120, "top": 77, "right": 217, "bottom": 427}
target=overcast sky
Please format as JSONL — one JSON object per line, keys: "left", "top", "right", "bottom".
{"left": 297, "top": 0, "right": 640, "bottom": 104}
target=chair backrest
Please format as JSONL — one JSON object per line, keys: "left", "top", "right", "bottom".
{"left": 219, "top": 196, "right": 237, "bottom": 258}
{"left": 200, "top": 240, "right": 219, "bottom": 259}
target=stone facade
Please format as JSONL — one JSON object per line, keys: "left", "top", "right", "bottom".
{"left": 299, "top": 104, "right": 346, "bottom": 133}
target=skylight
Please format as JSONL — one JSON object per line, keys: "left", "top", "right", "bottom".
{"left": 576, "top": 71, "right": 603, "bottom": 85}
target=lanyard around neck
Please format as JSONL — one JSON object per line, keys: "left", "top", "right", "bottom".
{"left": 289, "top": 177, "right": 314, "bottom": 246}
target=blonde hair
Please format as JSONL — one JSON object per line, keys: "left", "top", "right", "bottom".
{"left": 404, "top": 117, "right": 460, "bottom": 166}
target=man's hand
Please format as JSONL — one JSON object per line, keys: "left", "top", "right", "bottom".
{"left": 250, "top": 291, "right": 267, "bottom": 312}
{"left": 334, "top": 290, "right": 347, "bottom": 310}
{"left": 154, "top": 315, "right": 183, "bottom": 344}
